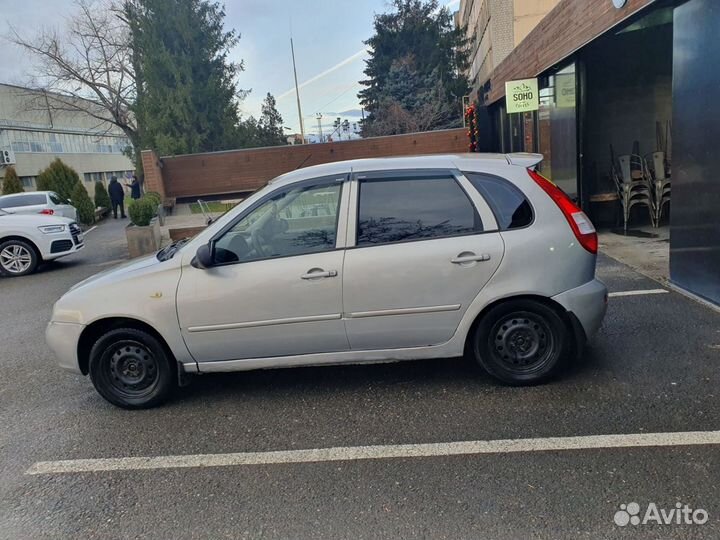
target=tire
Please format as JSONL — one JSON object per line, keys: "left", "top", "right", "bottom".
{"left": 0, "top": 239, "right": 39, "bottom": 277}
{"left": 89, "top": 328, "right": 175, "bottom": 409}
{"left": 472, "top": 299, "right": 569, "bottom": 385}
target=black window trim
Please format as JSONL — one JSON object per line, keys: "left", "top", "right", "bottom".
{"left": 49, "top": 192, "right": 64, "bottom": 205}
{"left": 207, "top": 174, "right": 348, "bottom": 268}
{"left": 351, "top": 169, "right": 486, "bottom": 250}
{"left": 461, "top": 170, "right": 536, "bottom": 232}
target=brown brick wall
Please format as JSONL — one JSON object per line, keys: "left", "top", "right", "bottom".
{"left": 157, "top": 128, "right": 469, "bottom": 199}
{"left": 488, "top": 0, "right": 656, "bottom": 103}
{"left": 140, "top": 149, "right": 166, "bottom": 200}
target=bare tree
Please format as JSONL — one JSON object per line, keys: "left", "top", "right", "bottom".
{"left": 8, "top": 0, "right": 139, "bottom": 158}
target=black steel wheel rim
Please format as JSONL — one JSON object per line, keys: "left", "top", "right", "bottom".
{"left": 489, "top": 312, "right": 555, "bottom": 374}
{"left": 103, "top": 340, "right": 159, "bottom": 398}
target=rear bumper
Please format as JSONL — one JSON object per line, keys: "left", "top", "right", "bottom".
{"left": 552, "top": 278, "right": 608, "bottom": 342}
{"left": 46, "top": 321, "right": 85, "bottom": 374}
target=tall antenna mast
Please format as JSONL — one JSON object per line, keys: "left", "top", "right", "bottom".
{"left": 290, "top": 37, "right": 306, "bottom": 144}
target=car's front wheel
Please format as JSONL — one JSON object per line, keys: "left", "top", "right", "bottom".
{"left": 89, "top": 328, "right": 175, "bottom": 409}
{"left": 472, "top": 299, "right": 569, "bottom": 385}
{"left": 0, "top": 239, "right": 39, "bottom": 277}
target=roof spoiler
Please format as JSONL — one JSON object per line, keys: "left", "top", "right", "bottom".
{"left": 505, "top": 153, "right": 543, "bottom": 168}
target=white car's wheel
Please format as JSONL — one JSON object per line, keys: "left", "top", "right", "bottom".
{"left": 0, "top": 239, "right": 39, "bottom": 277}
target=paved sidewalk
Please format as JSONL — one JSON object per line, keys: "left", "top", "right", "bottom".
{"left": 598, "top": 225, "right": 669, "bottom": 284}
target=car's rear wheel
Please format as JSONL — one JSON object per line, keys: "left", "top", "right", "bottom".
{"left": 89, "top": 328, "right": 174, "bottom": 409}
{"left": 473, "top": 299, "right": 569, "bottom": 385}
{"left": 0, "top": 239, "right": 38, "bottom": 277}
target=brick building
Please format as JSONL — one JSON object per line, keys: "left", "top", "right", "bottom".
{"left": 456, "top": 0, "right": 560, "bottom": 98}
{"left": 464, "top": 0, "right": 720, "bottom": 305}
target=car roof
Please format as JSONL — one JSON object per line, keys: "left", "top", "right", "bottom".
{"left": 268, "top": 153, "right": 542, "bottom": 188}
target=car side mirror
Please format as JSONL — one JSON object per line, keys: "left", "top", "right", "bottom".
{"left": 192, "top": 243, "right": 214, "bottom": 269}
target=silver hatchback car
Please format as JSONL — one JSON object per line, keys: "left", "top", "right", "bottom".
{"left": 47, "top": 154, "right": 607, "bottom": 408}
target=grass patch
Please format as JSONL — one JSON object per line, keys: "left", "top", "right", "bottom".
{"left": 190, "top": 201, "right": 237, "bottom": 214}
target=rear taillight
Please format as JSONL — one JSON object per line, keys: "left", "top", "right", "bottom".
{"left": 39, "top": 208, "right": 54, "bottom": 215}
{"left": 528, "top": 168, "right": 598, "bottom": 254}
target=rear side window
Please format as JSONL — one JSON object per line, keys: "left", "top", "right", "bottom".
{"left": 357, "top": 176, "right": 481, "bottom": 246}
{"left": 464, "top": 172, "right": 533, "bottom": 230}
{"left": 49, "top": 193, "right": 64, "bottom": 204}
{"left": 0, "top": 193, "right": 47, "bottom": 208}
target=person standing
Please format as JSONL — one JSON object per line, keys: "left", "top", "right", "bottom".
{"left": 108, "top": 176, "right": 126, "bottom": 219}
{"left": 126, "top": 174, "right": 142, "bottom": 200}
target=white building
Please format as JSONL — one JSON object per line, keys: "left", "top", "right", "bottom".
{"left": 0, "top": 83, "right": 134, "bottom": 193}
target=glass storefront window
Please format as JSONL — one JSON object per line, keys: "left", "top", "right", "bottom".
{"left": 494, "top": 61, "right": 578, "bottom": 201}
{"left": 523, "top": 111, "right": 536, "bottom": 153}
{"left": 537, "top": 62, "right": 578, "bottom": 200}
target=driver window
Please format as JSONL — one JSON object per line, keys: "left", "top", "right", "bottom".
{"left": 213, "top": 179, "right": 343, "bottom": 264}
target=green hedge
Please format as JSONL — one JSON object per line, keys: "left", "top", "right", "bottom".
{"left": 71, "top": 182, "right": 96, "bottom": 225}
{"left": 36, "top": 159, "right": 80, "bottom": 201}
{"left": 94, "top": 181, "right": 111, "bottom": 210}
{"left": 144, "top": 191, "right": 162, "bottom": 207}
{"left": 2, "top": 166, "right": 23, "bottom": 195}
{"left": 128, "top": 195, "right": 158, "bottom": 227}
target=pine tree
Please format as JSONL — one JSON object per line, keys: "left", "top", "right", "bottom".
{"left": 257, "top": 93, "right": 287, "bottom": 147}
{"left": 1, "top": 166, "right": 24, "bottom": 195}
{"left": 126, "top": 0, "right": 246, "bottom": 156}
{"left": 359, "top": 0, "right": 468, "bottom": 135}
{"left": 94, "top": 181, "right": 111, "bottom": 210}
{"left": 36, "top": 159, "right": 81, "bottom": 200}
{"left": 71, "top": 182, "right": 95, "bottom": 225}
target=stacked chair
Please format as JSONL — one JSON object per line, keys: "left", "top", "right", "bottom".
{"left": 647, "top": 151, "right": 671, "bottom": 226}
{"left": 612, "top": 154, "right": 655, "bottom": 231}
{"left": 610, "top": 150, "right": 671, "bottom": 232}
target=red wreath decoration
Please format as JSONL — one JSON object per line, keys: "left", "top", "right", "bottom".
{"left": 465, "top": 103, "right": 479, "bottom": 152}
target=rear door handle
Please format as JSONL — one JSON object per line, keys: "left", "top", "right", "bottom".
{"left": 451, "top": 253, "right": 491, "bottom": 264}
{"left": 301, "top": 268, "right": 338, "bottom": 279}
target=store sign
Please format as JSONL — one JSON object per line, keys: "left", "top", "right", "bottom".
{"left": 556, "top": 74, "right": 576, "bottom": 108}
{"left": 505, "top": 78, "right": 539, "bottom": 114}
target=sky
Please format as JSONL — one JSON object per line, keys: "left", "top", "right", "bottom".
{"left": 0, "top": 0, "right": 459, "bottom": 139}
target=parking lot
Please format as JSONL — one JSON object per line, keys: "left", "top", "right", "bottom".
{"left": 1, "top": 218, "right": 718, "bottom": 539}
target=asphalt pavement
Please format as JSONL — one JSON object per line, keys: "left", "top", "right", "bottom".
{"left": 0, "top": 218, "right": 718, "bottom": 539}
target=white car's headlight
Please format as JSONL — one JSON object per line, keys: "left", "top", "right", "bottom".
{"left": 38, "top": 224, "right": 67, "bottom": 234}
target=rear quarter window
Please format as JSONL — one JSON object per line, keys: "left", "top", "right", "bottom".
{"left": 464, "top": 172, "right": 533, "bottom": 230}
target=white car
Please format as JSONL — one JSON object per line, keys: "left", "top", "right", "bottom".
{"left": 0, "top": 208, "right": 84, "bottom": 276}
{"left": 47, "top": 153, "right": 607, "bottom": 409}
{"left": 0, "top": 191, "right": 78, "bottom": 221}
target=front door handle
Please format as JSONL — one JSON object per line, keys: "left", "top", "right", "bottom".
{"left": 451, "top": 253, "right": 491, "bottom": 264}
{"left": 301, "top": 268, "right": 338, "bottom": 280}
